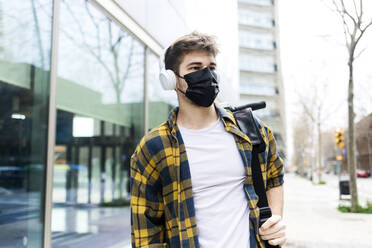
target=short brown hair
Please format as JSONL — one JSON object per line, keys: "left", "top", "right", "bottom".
{"left": 164, "top": 31, "right": 219, "bottom": 74}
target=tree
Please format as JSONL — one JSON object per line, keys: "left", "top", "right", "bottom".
{"left": 331, "top": 0, "right": 372, "bottom": 211}
{"left": 293, "top": 112, "right": 313, "bottom": 177}
{"left": 296, "top": 81, "right": 340, "bottom": 183}
{"left": 321, "top": 130, "right": 338, "bottom": 174}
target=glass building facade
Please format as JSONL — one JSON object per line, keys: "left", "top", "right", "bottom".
{"left": 0, "top": 1, "right": 53, "bottom": 247}
{"left": 0, "top": 1, "right": 176, "bottom": 247}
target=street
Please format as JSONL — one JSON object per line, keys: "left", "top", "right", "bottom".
{"left": 284, "top": 173, "right": 372, "bottom": 248}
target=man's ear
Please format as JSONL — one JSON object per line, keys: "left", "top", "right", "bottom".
{"left": 175, "top": 76, "right": 182, "bottom": 88}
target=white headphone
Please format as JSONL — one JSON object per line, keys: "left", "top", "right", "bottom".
{"left": 159, "top": 48, "right": 177, "bottom": 90}
{"left": 158, "top": 48, "right": 221, "bottom": 91}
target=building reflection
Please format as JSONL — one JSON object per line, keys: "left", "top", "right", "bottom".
{"left": 54, "top": 106, "right": 136, "bottom": 205}
{"left": 0, "top": 0, "right": 178, "bottom": 247}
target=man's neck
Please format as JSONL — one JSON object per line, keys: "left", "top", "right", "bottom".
{"left": 176, "top": 101, "right": 219, "bottom": 130}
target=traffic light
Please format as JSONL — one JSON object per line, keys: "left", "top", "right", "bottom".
{"left": 334, "top": 128, "right": 344, "bottom": 149}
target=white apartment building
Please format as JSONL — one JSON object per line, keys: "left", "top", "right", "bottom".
{"left": 238, "top": 0, "right": 287, "bottom": 158}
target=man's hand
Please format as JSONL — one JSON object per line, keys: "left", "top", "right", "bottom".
{"left": 259, "top": 214, "right": 286, "bottom": 246}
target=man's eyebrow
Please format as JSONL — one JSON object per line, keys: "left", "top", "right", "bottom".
{"left": 186, "top": 62, "right": 202, "bottom": 67}
{"left": 186, "top": 62, "right": 217, "bottom": 67}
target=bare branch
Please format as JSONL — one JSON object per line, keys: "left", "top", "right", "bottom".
{"left": 85, "top": 1, "right": 102, "bottom": 58}
{"left": 31, "top": 0, "right": 45, "bottom": 68}
{"left": 317, "top": 83, "right": 328, "bottom": 113}
{"left": 354, "top": 20, "right": 372, "bottom": 47}
{"left": 61, "top": 27, "right": 116, "bottom": 85}
{"left": 359, "top": 0, "right": 363, "bottom": 23}
{"left": 352, "top": 0, "right": 360, "bottom": 23}
{"left": 332, "top": 0, "right": 353, "bottom": 50}
{"left": 321, "top": 0, "right": 337, "bottom": 12}
{"left": 341, "top": 23, "right": 352, "bottom": 51}
{"left": 62, "top": 1, "right": 88, "bottom": 45}
{"left": 361, "top": 19, "right": 372, "bottom": 33}
{"left": 354, "top": 47, "right": 367, "bottom": 60}
{"left": 342, "top": 15, "right": 353, "bottom": 38}
{"left": 340, "top": 0, "right": 357, "bottom": 25}
{"left": 120, "top": 38, "right": 135, "bottom": 89}
{"left": 297, "top": 95, "right": 316, "bottom": 122}
{"left": 319, "top": 100, "right": 344, "bottom": 122}
{"left": 60, "top": 5, "right": 116, "bottom": 85}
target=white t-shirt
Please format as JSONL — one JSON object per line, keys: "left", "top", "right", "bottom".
{"left": 178, "top": 118, "right": 250, "bottom": 248}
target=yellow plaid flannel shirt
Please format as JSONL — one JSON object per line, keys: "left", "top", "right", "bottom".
{"left": 130, "top": 105, "right": 284, "bottom": 248}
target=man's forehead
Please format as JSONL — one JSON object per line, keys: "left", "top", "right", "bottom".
{"left": 182, "top": 52, "right": 216, "bottom": 65}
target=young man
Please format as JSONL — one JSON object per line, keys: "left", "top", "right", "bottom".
{"left": 130, "top": 32, "right": 286, "bottom": 248}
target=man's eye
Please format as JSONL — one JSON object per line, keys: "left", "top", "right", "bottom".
{"left": 209, "top": 67, "right": 216, "bottom": 71}
{"left": 191, "top": 67, "right": 200, "bottom": 70}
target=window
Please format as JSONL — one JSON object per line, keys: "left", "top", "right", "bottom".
{"left": 0, "top": 1, "right": 53, "bottom": 247}
{"left": 240, "top": 53, "right": 276, "bottom": 73}
{"left": 240, "top": 74, "right": 276, "bottom": 95}
{"left": 239, "top": 30, "right": 275, "bottom": 50}
{"left": 51, "top": 1, "right": 145, "bottom": 246}
{"left": 239, "top": 0, "right": 273, "bottom": 6}
{"left": 239, "top": 9, "right": 274, "bottom": 28}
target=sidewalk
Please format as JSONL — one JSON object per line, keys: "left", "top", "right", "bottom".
{"left": 321, "top": 173, "right": 372, "bottom": 205}
{"left": 51, "top": 205, "right": 131, "bottom": 248}
{"left": 283, "top": 173, "right": 372, "bottom": 248}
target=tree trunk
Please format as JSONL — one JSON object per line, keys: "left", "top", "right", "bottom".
{"left": 317, "top": 121, "right": 322, "bottom": 183}
{"left": 368, "top": 132, "right": 372, "bottom": 175}
{"left": 310, "top": 134, "right": 315, "bottom": 182}
{"left": 347, "top": 59, "right": 359, "bottom": 211}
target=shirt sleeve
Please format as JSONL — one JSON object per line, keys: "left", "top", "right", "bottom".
{"left": 130, "top": 143, "right": 165, "bottom": 248}
{"left": 266, "top": 126, "right": 285, "bottom": 190}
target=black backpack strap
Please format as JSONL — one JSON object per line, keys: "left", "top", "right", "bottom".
{"left": 233, "top": 108, "right": 268, "bottom": 207}
{"left": 231, "top": 107, "right": 280, "bottom": 248}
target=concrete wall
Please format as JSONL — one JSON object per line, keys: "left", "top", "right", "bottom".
{"left": 116, "top": 0, "right": 190, "bottom": 47}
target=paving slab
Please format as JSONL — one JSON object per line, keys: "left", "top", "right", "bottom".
{"left": 283, "top": 173, "right": 372, "bottom": 248}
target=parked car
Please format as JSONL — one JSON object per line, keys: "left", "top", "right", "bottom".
{"left": 356, "top": 169, "right": 369, "bottom": 178}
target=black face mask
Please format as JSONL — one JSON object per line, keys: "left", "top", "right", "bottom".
{"left": 177, "top": 67, "right": 219, "bottom": 107}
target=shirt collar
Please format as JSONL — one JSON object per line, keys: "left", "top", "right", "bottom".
{"left": 167, "top": 106, "right": 179, "bottom": 137}
{"left": 167, "top": 103, "right": 237, "bottom": 136}
{"left": 214, "top": 103, "right": 237, "bottom": 127}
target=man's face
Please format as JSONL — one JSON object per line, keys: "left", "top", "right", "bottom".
{"left": 177, "top": 51, "right": 216, "bottom": 93}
